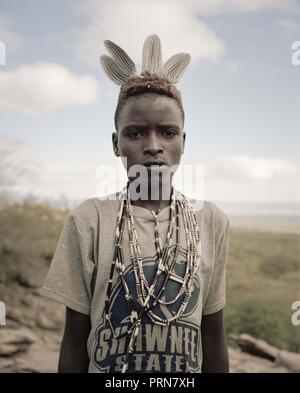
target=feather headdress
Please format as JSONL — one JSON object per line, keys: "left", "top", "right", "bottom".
{"left": 100, "top": 34, "right": 190, "bottom": 85}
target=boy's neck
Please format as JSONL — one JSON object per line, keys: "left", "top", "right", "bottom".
{"left": 130, "top": 198, "right": 171, "bottom": 213}
{"left": 128, "top": 181, "right": 173, "bottom": 213}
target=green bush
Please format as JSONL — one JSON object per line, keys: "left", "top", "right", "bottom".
{"left": 225, "top": 298, "right": 280, "bottom": 343}
{"left": 259, "top": 255, "right": 299, "bottom": 278}
{"left": 225, "top": 297, "right": 300, "bottom": 352}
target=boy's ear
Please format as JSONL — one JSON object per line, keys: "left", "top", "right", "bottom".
{"left": 182, "top": 131, "right": 186, "bottom": 155}
{"left": 112, "top": 132, "right": 119, "bottom": 157}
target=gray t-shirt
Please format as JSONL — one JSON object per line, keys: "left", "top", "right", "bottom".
{"left": 40, "top": 190, "right": 230, "bottom": 373}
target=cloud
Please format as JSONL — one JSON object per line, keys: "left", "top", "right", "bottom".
{"left": 186, "top": 0, "right": 298, "bottom": 14}
{"left": 0, "top": 14, "right": 22, "bottom": 54}
{"left": 225, "top": 61, "right": 239, "bottom": 74}
{"left": 75, "top": 0, "right": 226, "bottom": 67}
{"left": 278, "top": 18, "right": 300, "bottom": 33}
{"left": 183, "top": 155, "right": 300, "bottom": 203}
{"left": 74, "top": 0, "right": 298, "bottom": 67}
{"left": 0, "top": 63, "right": 100, "bottom": 114}
{"left": 207, "top": 155, "right": 298, "bottom": 180}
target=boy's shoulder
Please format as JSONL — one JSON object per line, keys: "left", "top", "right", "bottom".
{"left": 188, "top": 196, "right": 229, "bottom": 232}
{"left": 68, "top": 192, "right": 121, "bottom": 223}
{"left": 204, "top": 200, "right": 229, "bottom": 227}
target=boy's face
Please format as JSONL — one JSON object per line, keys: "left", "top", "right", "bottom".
{"left": 112, "top": 94, "right": 186, "bottom": 182}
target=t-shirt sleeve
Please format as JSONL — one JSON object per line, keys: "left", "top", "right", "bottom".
{"left": 202, "top": 217, "right": 230, "bottom": 315}
{"left": 39, "top": 204, "right": 96, "bottom": 315}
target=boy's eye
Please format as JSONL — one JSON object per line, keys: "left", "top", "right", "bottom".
{"left": 161, "top": 130, "right": 176, "bottom": 137}
{"left": 127, "top": 129, "right": 177, "bottom": 139}
{"left": 128, "top": 131, "right": 143, "bottom": 139}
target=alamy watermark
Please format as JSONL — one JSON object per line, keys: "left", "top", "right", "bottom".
{"left": 0, "top": 301, "right": 6, "bottom": 326}
{"left": 291, "top": 41, "right": 300, "bottom": 66}
{"left": 291, "top": 301, "right": 300, "bottom": 326}
{"left": 95, "top": 159, "right": 205, "bottom": 204}
{"left": 290, "top": 42, "right": 300, "bottom": 327}
{"left": 0, "top": 41, "right": 6, "bottom": 66}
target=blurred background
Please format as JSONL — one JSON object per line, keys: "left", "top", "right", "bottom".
{"left": 0, "top": 0, "right": 299, "bottom": 372}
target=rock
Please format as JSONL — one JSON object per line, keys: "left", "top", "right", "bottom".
{"left": 0, "top": 328, "right": 37, "bottom": 357}
{"left": 14, "top": 340, "right": 60, "bottom": 373}
{"left": 230, "top": 333, "right": 300, "bottom": 373}
{"left": 277, "top": 350, "right": 300, "bottom": 373}
{"left": 20, "top": 296, "right": 34, "bottom": 307}
{"left": 0, "top": 358, "right": 14, "bottom": 371}
{"left": 229, "top": 347, "right": 289, "bottom": 373}
{"left": 6, "top": 308, "right": 36, "bottom": 328}
{"left": 36, "top": 315, "right": 59, "bottom": 331}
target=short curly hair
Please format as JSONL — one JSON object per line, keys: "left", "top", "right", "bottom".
{"left": 114, "top": 71, "right": 185, "bottom": 132}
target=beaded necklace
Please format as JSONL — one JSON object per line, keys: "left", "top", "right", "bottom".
{"left": 103, "top": 181, "right": 200, "bottom": 373}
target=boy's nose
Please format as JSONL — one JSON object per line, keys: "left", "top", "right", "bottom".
{"left": 144, "top": 146, "right": 163, "bottom": 156}
{"left": 143, "top": 131, "right": 163, "bottom": 156}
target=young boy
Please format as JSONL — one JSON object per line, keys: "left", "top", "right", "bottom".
{"left": 40, "top": 35, "right": 230, "bottom": 373}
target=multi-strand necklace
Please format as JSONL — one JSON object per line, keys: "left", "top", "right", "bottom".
{"left": 103, "top": 181, "right": 201, "bottom": 373}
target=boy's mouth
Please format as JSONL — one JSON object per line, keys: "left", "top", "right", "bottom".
{"left": 143, "top": 161, "right": 167, "bottom": 167}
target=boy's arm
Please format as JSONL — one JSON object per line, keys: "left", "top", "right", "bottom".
{"left": 201, "top": 309, "right": 229, "bottom": 373}
{"left": 58, "top": 307, "right": 91, "bottom": 373}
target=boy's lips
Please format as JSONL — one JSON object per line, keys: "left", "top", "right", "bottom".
{"left": 142, "top": 160, "right": 167, "bottom": 167}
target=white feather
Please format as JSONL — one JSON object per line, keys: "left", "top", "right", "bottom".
{"left": 142, "top": 34, "right": 162, "bottom": 74}
{"left": 162, "top": 53, "right": 191, "bottom": 83}
{"left": 100, "top": 55, "right": 130, "bottom": 86}
{"left": 104, "top": 40, "right": 136, "bottom": 78}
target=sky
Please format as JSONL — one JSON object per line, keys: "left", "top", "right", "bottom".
{"left": 0, "top": 0, "right": 299, "bottom": 213}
